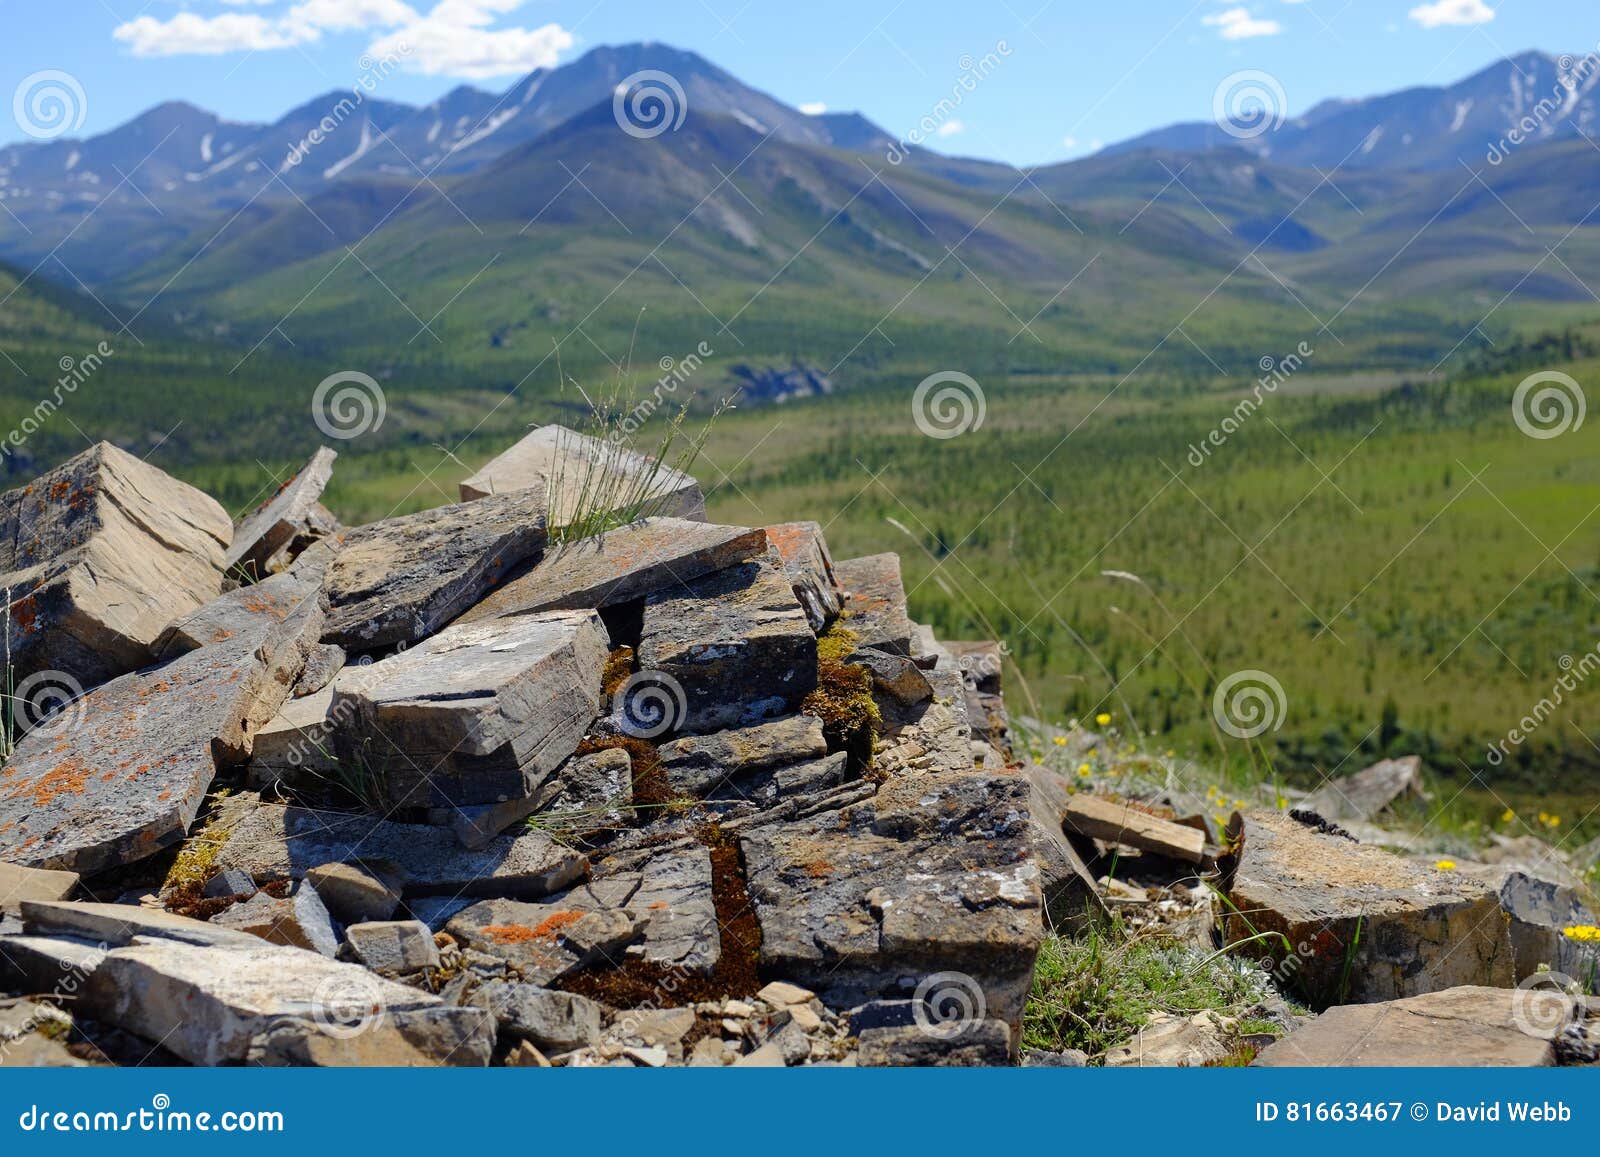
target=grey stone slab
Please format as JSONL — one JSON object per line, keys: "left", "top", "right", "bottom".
{"left": 467, "top": 980, "right": 601, "bottom": 1052}
{"left": 321, "top": 487, "right": 548, "bottom": 650}
{"left": 658, "top": 714, "right": 827, "bottom": 797}
{"left": 834, "top": 552, "right": 913, "bottom": 656}
{"left": 226, "top": 447, "right": 336, "bottom": 579}
{"left": 329, "top": 611, "right": 608, "bottom": 809}
{"left": 0, "top": 861, "right": 77, "bottom": 918}
{"left": 764, "top": 521, "right": 844, "bottom": 633}
{"left": 459, "top": 517, "right": 767, "bottom": 623}
{"left": 638, "top": 553, "right": 817, "bottom": 735}
{"left": 345, "top": 920, "right": 439, "bottom": 975}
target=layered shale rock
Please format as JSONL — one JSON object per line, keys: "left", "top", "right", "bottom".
{"left": 638, "top": 553, "right": 818, "bottom": 734}
{"left": 460, "top": 425, "right": 705, "bottom": 526}
{"left": 458, "top": 518, "right": 766, "bottom": 623}
{"left": 1222, "top": 810, "right": 1514, "bottom": 1004}
{"left": 321, "top": 487, "right": 548, "bottom": 650}
{"left": 765, "top": 521, "right": 844, "bottom": 633}
{"left": 0, "top": 442, "right": 230, "bottom": 691}
{"left": 226, "top": 447, "right": 338, "bottom": 579}
{"left": 328, "top": 611, "right": 608, "bottom": 809}
{"left": 834, "top": 552, "right": 914, "bottom": 656}
{"left": 0, "top": 577, "right": 323, "bottom": 873}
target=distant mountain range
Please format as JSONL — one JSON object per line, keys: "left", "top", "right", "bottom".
{"left": 1, "top": 44, "right": 1596, "bottom": 379}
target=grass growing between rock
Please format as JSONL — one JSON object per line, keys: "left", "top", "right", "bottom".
{"left": 1021, "top": 918, "right": 1294, "bottom": 1063}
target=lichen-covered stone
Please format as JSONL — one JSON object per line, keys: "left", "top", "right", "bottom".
{"left": 328, "top": 611, "right": 608, "bottom": 809}
{"left": 658, "top": 714, "right": 828, "bottom": 797}
{"left": 321, "top": 487, "right": 548, "bottom": 650}
{"left": 765, "top": 521, "right": 844, "bottom": 633}
{"left": 740, "top": 770, "right": 1042, "bottom": 1025}
{"left": 639, "top": 554, "right": 817, "bottom": 734}
{"left": 1, "top": 442, "right": 230, "bottom": 690}
{"left": 834, "top": 553, "right": 913, "bottom": 656}
{"left": 1223, "top": 811, "right": 1514, "bottom": 1003}
{"left": 0, "top": 586, "right": 324, "bottom": 875}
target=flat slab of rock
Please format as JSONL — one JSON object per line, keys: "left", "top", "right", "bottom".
{"left": 446, "top": 897, "right": 642, "bottom": 985}
{"left": 20, "top": 899, "right": 262, "bottom": 949}
{"left": 345, "top": 920, "right": 440, "bottom": 975}
{"left": 1301, "top": 756, "right": 1426, "bottom": 823}
{"left": 460, "top": 425, "right": 705, "bottom": 527}
{"left": 0, "top": 861, "right": 77, "bottom": 918}
{"left": 946, "top": 640, "right": 1010, "bottom": 753}
{"left": 1063, "top": 795, "right": 1208, "bottom": 864}
{"left": 638, "top": 554, "right": 817, "bottom": 734}
{"left": 765, "top": 521, "right": 844, "bottom": 633}
{"left": 834, "top": 553, "right": 913, "bottom": 656}
{"left": 212, "top": 797, "right": 587, "bottom": 900}
{"left": 741, "top": 770, "right": 1042, "bottom": 1025}
{"left": 293, "top": 643, "right": 345, "bottom": 697}
{"left": 1021, "top": 765, "right": 1108, "bottom": 929}
{"left": 322, "top": 487, "right": 548, "bottom": 650}
{"left": 329, "top": 611, "right": 607, "bottom": 808}
{"left": 226, "top": 447, "right": 337, "bottom": 579}
{"left": 305, "top": 861, "right": 400, "bottom": 924}
{"left": 1255, "top": 986, "right": 1578, "bottom": 1067}
{"left": 659, "top": 714, "right": 827, "bottom": 797}
{"left": 211, "top": 883, "right": 340, "bottom": 956}
{"left": 248, "top": 686, "right": 338, "bottom": 791}
{"left": 1223, "top": 811, "right": 1513, "bottom": 1004}
{"left": 857, "top": 1020, "right": 1012, "bottom": 1067}
{"left": 1, "top": 441, "right": 230, "bottom": 690}
{"left": 153, "top": 562, "right": 326, "bottom": 660}
{"left": 81, "top": 937, "right": 489, "bottom": 1066}
{"left": 458, "top": 518, "right": 767, "bottom": 624}
{"left": 0, "top": 589, "right": 324, "bottom": 874}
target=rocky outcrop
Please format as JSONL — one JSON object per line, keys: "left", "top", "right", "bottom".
{"left": 0, "top": 441, "right": 230, "bottom": 691}
{"left": 834, "top": 553, "right": 913, "bottom": 656}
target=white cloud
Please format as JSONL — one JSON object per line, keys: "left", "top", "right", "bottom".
{"left": 1409, "top": 0, "right": 1495, "bottom": 28}
{"left": 799, "top": 102, "right": 827, "bottom": 116}
{"left": 113, "top": 0, "right": 573, "bottom": 79}
{"left": 935, "top": 119, "right": 965, "bottom": 137}
{"left": 1203, "top": 7, "right": 1283, "bottom": 40}
{"left": 369, "top": 2, "right": 573, "bottom": 79}
{"left": 113, "top": 13, "right": 306, "bottom": 56}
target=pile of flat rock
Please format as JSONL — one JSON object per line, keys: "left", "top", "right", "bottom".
{"left": 0, "top": 427, "right": 1044, "bottom": 1067}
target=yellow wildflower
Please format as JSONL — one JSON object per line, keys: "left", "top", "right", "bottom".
{"left": 1500, "top": 808, "right": 1515, "bottom": 823}
{"left": 1562, "top": 925, "right": 1600, "bottom": 943}
{"left": 1076, "top": 762, "right": 1091, "bottom": 778}
{"left": 1095, "top": 712, "right": 1112, "bottom": 727}
{"left": 1052, "top": 736, "right": 1068, "bottom": 747}
{"left": 1434, "top": 859, "right": 1457, "bottom": 871}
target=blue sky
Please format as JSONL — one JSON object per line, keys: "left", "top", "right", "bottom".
{"left": 1, "top": 0, "right": 1591, "bottom": 164}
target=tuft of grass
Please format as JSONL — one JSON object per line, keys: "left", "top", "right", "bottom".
{"left": 1022, "top": 920, "right": 1286, "bottom": 1063}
